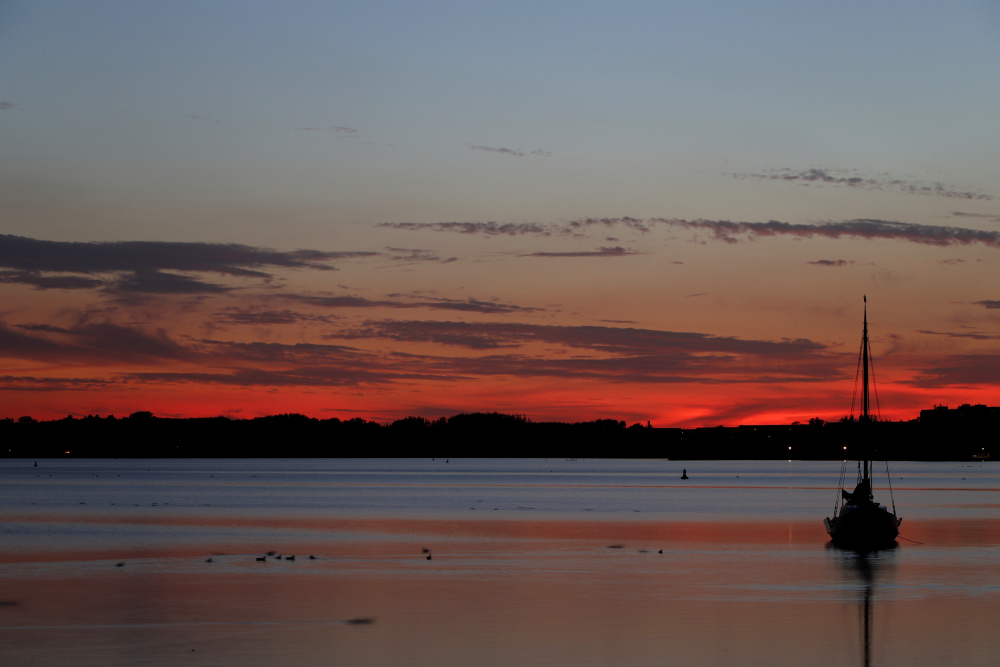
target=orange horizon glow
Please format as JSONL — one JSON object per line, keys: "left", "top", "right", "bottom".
{"left": 6, "top": 373, "right": 999, "bottom": 428}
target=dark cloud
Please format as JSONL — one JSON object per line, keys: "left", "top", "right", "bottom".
{"left": 126, "top": 367, "right": 402, "bottom": 389}
{"left": 0, "top": 235, "right": 375, "bottom": 294}
{"left": 974, "top": 300, "right": 1000, "bottom": 309}
{"left": 808, "top": 259, "right": 851, "bottom": 267}
{"left": 526, "top": 246, "right": 639, "bottom": 258}
{"left": 202, "top": 340, "right": 365, "bottom": 364}
{"left": 289, "top": 293, "right": 541, "bottom": 314}
{"left": 383, "top": 247, "right": 452, "bottom": 264}
{"left": 0, "top": 270, "right": 105, "bottom": 290}
{"left": 334, "top": 320, "right": 825, "bottom": 357}
{"left": 415, "top": 297, "right": 541, "bottom": 314}
{"left": 382, "top": 215, "right": 1000, "bottom": 249}
{"left": 0, "top": 102, "right": 15, "bottom": 111}
{"left": 469, "top": 145, "right": 551, "bottom": 158}
{"left": 290, "top": 294, "right": 384, "bottom": 309}
{"left": 0, "top": 375, "right": 117, "bottom": 391}
{"left": 380, "top": 217, "right": 652, "bottom": 239}
{"left": 339, "top": 320, "right": 519, "bottom": 350}
{"left": 565, "top": 217, "right": 650, "bottom": 234}
{"left": 112, "top": 270, "right": 230, "bottom": 294}
{"left": 908, "top": 355, "right": 1000, "bottom": 388}
{"left": 470, "top": 145, "right": 524, "bottom": 157}
{"left": 1, "top": 320, "right": 190, "bottom": 365}
{"left": 181, "top": 319, "right": 837, "bottom": 388}
{"left": 416, "top": 349, "right": 836, "bottom": 386}
{"left": 0, "top": 315, "right": 842, "bottom": 393}
{"left": 132, "top": 339, "right": 448, "bottom": 387}
{"left": 735, "top": 167, "right": 993, "bottom": 201}
{"left": 216, "top": 308, "right": 339, "bottom": 326}
{"left": 656, "top": 218, "right": 1000, "bottom": 249}
{"left": 0, "top": 235, "right": 367, "bottom": 275}
{"left": 918, "top": 329, "right": 1000, "bottom": 341}
{"left": 378, "top": 221, "right": 550, "bottom": 236}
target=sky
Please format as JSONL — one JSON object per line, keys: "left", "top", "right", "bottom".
{"left": 3, "top": 0, "right": 1000, "bottom": 426}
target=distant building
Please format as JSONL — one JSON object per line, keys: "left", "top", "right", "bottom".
{"left": 919, "top": 403, "right": 1000, "bottom": 427}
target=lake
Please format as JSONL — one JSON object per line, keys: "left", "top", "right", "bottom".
{"left": 1, "top": 458, "right": 998, "bottom": 666}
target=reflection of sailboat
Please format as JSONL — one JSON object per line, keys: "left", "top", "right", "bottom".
{"left": 824, "top": 297, "right": 901, "bottom": 551}
{"left": 833, "top": 549, "right": 896, "bottom": 667}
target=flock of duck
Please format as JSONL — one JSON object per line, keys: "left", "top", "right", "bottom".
{"left": 254, "top": 552, "right": 315, "bottom": 562}
{"left": 112, "top": 549, "right": 437, "bottom": 567}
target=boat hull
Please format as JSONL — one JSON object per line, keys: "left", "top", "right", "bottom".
{"left": 825, "top": 503, "right": 900, "bottom": 551}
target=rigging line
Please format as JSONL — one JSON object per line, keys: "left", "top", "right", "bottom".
{"left": 834, "top": 459, "right": 848, "bottom": 516}
{"left": 884, "top": 460, "right": 897, "bottom": 516}
{"left": 850, "top": 340, "right": 864, "bottom": 419}
{"left": 898, "top": 535, "right": 923, "bottom": 545}
{"left": 868, "top": 337, "right": 882, "bottom": 420}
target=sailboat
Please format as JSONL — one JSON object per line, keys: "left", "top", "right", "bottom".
{"left": 824, "top": 297, "right": 901, "bottom": 550}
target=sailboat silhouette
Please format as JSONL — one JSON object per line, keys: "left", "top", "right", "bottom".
{"left": 825, "top": 297, "right": 901, "bottom": 550}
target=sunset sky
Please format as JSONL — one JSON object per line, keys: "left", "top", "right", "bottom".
{"left": 3, "top": 1, "right": 1000, "bottom": 426}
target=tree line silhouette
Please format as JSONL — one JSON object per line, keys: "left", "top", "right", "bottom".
{"left": 2, "top": 404, "right": 996, "bottom": 460}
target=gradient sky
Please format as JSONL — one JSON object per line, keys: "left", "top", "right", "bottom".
{"left": 3, "top": 1, "right": 1000, "bottom": 426}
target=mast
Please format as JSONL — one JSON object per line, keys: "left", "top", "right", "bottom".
{"left": 861, "top": 295, "right": 871, "bottom": 484}
{"left": 862, "top": 295, "right": 869, "bottom": 423}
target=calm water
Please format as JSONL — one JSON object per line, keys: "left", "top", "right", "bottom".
{"left": 1, "top": 458, "right": 999, "bottom": 666}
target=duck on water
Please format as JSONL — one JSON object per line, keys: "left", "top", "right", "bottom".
{"left": 824, "top": 297, "right": 901, "bottom": 551}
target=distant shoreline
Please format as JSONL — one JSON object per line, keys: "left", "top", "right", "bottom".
{"left": 3, "top": 405, "right": 996, "bottom": 461}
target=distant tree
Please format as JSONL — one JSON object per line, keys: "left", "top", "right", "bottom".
{"left": 446, "top": 413, "right": 529, "bottom": 429}
{"left": 587, "top": 419, "right": 625, "bottom": 430}
{"left": 390, "top": 416, "right": 431, "bottom": 429}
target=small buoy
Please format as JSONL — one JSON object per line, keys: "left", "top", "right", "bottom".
{"left": 681, "top": 469, "right": 688, "bottom": 480}
{"left": 426, "top": 554, "right": 432, "bottom": 560}
{"left": 345, "top": 617, "right": 375, "bottom": 625}
{"left": 115, "top": 562, "right": 125, "bottom": 567}
{"left": 285, "top": 555, "right": 295, "bottom": 560}
{"left": 205, "top": 557, "right": 213, "bottom": 563}
{"left": 309, "top": 555, "right": 316, "bottom": 560}
{"left": 256, "top": 556, "right": 266, "bottom": 561}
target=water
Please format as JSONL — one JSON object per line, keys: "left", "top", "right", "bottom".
{"left": 1, "top": 458, "right": 998, "bottom": 666}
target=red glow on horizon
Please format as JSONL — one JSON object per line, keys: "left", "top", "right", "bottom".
{"left": 6, "top": 377, "right": 1000, "bottom": 428}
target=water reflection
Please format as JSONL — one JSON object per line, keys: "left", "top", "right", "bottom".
{"left": 830, "top": 546, "right": 897, "bottom": 667}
